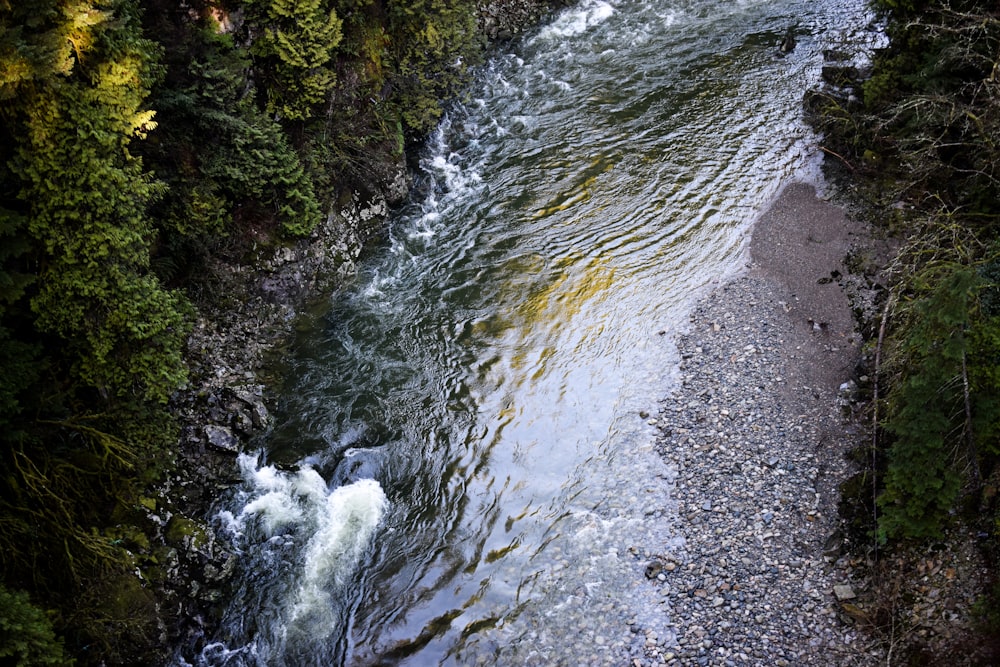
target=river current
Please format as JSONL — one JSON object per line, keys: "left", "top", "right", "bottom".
{"left": 185, "top": 0, "right": 875, "bottom": 664}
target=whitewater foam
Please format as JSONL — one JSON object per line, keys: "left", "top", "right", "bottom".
{"left": 536, "top": 0, "right": 616, "bottom": 40}
{"left": 216, "top": 454, "right": 389, "bottom": 653}
{"left": 291, "top": 478, "right": 388, "bottom": 631}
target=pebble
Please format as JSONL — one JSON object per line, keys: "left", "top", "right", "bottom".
{"left": 650, "top": 276, "right": 881, "bottom": 666}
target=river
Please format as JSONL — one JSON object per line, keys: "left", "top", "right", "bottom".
{"left": 185, "top": 0, "right": 874, "bottom": 664}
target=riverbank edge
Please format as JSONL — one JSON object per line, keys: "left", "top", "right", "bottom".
{"left": 646, "top": 179, "right": 990, "bottom": 666}
{"left": 645, "top": 181, "right": 883, "bottom": 665}
{"left": 150, "top": 1, "right": 568, "bottom": 660}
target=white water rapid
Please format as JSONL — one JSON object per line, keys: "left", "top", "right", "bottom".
{"left": 180, "top": 0, "right": 879, "bottom": 664}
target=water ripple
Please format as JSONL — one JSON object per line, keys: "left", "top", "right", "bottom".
{"left": 189, "top": 0, "right": 879, "bottom": 664}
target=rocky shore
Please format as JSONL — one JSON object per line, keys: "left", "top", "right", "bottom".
{"left": 162, "top": 180, "right": 897, "bottom": 662}
{"left": 156, "top": 2, "right": 570, "bottom": 657}
{"left": 645, "top": 183, "right": 887, "bottom": 666}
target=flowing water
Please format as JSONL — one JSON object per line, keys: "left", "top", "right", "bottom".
{"left": 186, "top": 0, "right": 875, "bottom": 664}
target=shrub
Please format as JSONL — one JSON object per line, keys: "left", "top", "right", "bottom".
{"left": 0, "top": 586, "right": 70, "bottom": 666}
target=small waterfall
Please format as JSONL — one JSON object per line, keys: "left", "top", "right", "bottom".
{"left": 193, "top": 454, "right": 388, "bottom": 666}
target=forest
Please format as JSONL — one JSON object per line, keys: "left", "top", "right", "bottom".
{"left": 0, "top": 0, "right": 998, "bottom": 663}
{"left": 0, "top": 0, "right": 521, "bottom": 662}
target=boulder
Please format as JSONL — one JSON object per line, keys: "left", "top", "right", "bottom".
{"left": 204, "top": 424, "right": 240, "bottom": 454}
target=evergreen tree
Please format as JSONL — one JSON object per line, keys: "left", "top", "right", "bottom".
{"left": 245, "top": 0, "right": 343, "bottom": 120}
{"left": 879, "top": 267, "right": 973, "bottom": 539}
{"left": 143, "top": 17, "right": 322, "bottom": 248}
{"left": 0, "top": 585, "right": 70, "bottom": 666}
{"left": 0, "top": 2, "right": 189, "bottom": 656}
{"left": 2, "top": 0, "right": 189, "bottom": 405}
{"left": 386, "top": 0, "right": 482, "bottom": 135}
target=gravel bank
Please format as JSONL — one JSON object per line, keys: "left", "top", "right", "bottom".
{"left": 647, "top": 183, "right": 884, "bottom": 666}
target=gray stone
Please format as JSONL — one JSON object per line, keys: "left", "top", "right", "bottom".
{"left": 833, "top": 584, "right": 856, "bottom": 601}
{"left": 232, "top": 387, "right": 271, "bottom": 429}
{"left": 233, "top": 410, "right": 254, "bottom": 436}
{"left": 204, "top": 424, "right": 240, "bottom": 454}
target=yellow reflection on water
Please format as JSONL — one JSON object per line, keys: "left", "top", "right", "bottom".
{"left": 530, "top": 156, "right": 615, "bottom": 220}
{"left": 498, "top": 252, "right": 617, "bottom": 379}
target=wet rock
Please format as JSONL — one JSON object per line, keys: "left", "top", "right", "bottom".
{"left": 838, "top": 380, "right": 858, "bottom": 398}
{"left": 157, "top": 137, "right": 416, "bottom": 661}
{"left": 204, "top": 424, "right": 241, "bottom": 454}
{"left": 478, "top": 0, "right": 561, "bottom": 39}
{"left": 231, "top": 386, "right": 272, "bottom": 430}
{"left": 779, "top": 26, "right": 796, "bottom": 54}
{"left": 232, "top": 410, "right": 254, "bottom": 436}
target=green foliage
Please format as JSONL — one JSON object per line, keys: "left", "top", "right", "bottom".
{"left": 0, "top": 2, "right": 192, "bottom": 660}
{"left": 0, "top": 585, "right": 71, "bottom": 666}
{"left": 302, "top": 4, "right": 406, "bottom": 188}
{"left": 834, "top": 2, "right": 1000, "bottom": 534}
{"left": 0, "top": 0, "right": 104, "bottom": 100}
{"left": 0, "top": 326, "right": 36, "bottom": 430}
{"left": 979, "top": 255, "right": 1000, "bottom": 318}
{"left": 810, "top": 1, "right": 1000, "bottom": 540}
{"left": 0, "top": 211, "right": 32, "bottom": 308}
{"left": 878, "top": 266, "right": 975, "bottom": 539}
{"left": 244, "top": 0, "right": 343, "bottom": 120}
{"left": 861, "top": 3, "right": 999, "bottom": 216}
{"left": 386, "top": 0, "right": 483, "bottom": 135}
{"left": 0, "top": 210, "right": 39, "bottom": 433}
{"left": 0, "top": 0, "right": 538, "bottom": 660}
{"left": 972, "top": 576, "right": 1000, "bottom": 636}
{"left": 206, "top": 103, "right": 322, "bottom": 237}
{"left": 5, "top": 0, "right": 190, "bottom": 404}
{"left": 875, "top": 249, "right": 1000, "bottom": 543}
{"left": 65, "top": 572, "right": 160, "bottom": 666}
{"left": 145, "top": 19, "right": 323, "bottom": 247}
{"left": 969, "top": 258, "right": 1000, "bottom": 458}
